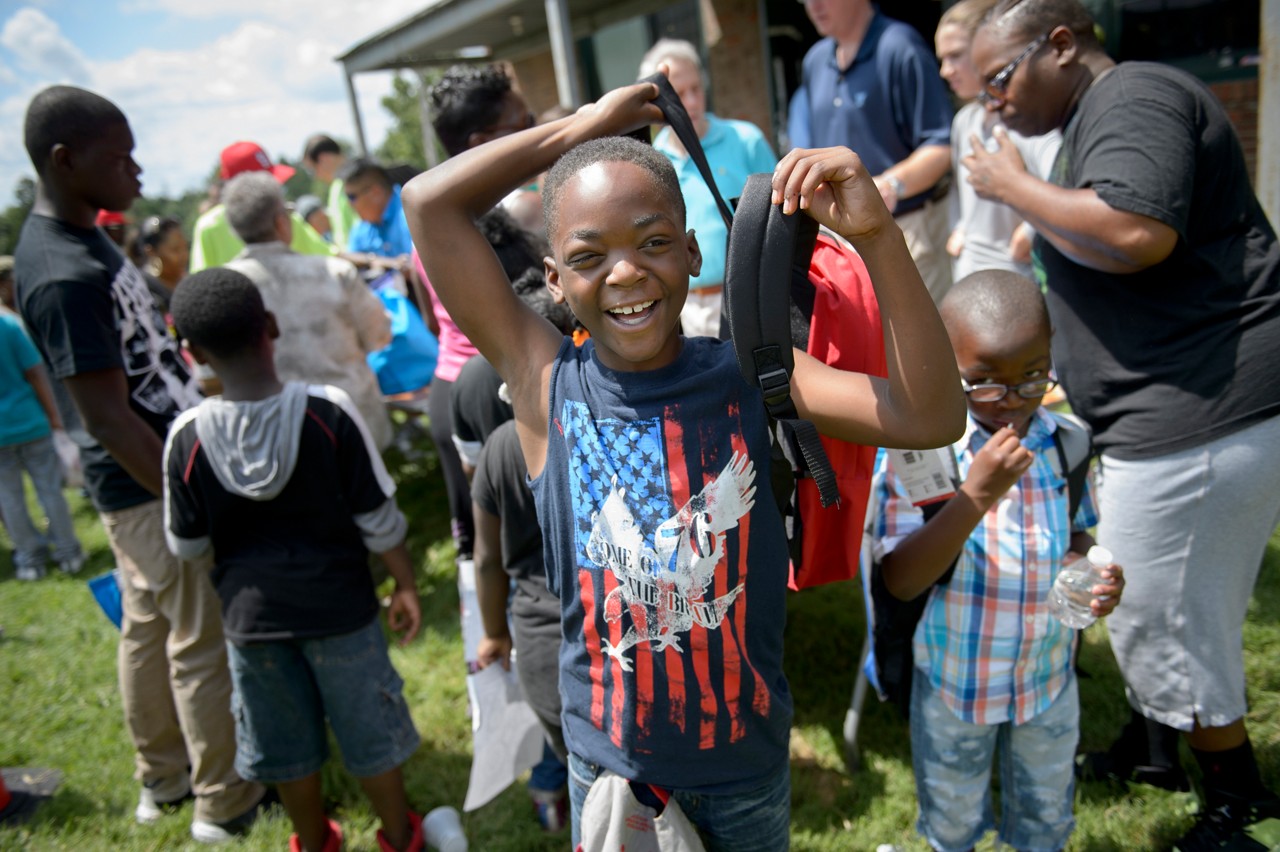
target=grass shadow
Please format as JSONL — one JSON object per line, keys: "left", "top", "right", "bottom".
{"left": 784, "top": 578, "right": 903, "bottom": 833}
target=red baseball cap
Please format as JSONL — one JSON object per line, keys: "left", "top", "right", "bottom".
{"left": 96, "top": 210, "right": 128, "bottom": 227}
{"left": 219, "top": 141, "right": 296, "bottom": 183}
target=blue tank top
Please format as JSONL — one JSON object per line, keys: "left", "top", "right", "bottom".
{"left": 530, "top": 336, "right": 793, "bottom": 793}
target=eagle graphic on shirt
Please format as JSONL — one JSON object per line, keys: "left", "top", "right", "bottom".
{"left": 585, "top": 451, "right": 756, "bottom": 668}
{"left": 561, "top": 395, "right": 778, "bottom": 751}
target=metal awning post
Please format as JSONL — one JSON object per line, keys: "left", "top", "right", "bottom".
{"left": 344, "top": 70, "right": 369, "bottom": 156}
{"left": 544, "top": 0, "right": 583, "bottom": 108}
{"left": 417, "top": 71, "right": 444, "bottom": 169}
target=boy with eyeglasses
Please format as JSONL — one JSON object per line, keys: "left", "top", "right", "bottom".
{"left": 870, "top": 269, "right": 1125, "bottom": 852}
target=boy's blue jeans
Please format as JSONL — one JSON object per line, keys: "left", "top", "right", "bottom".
{"left": 568, "top": 752, "right": 791, "bottom": 851}
{"left": 528, "top": 740, "right": 567, "bottom": 792}
{"left": 910, "top": 667, "right": 1078, "bottom": 852}
{"left": 0, "top": 435, "right": 81, "bottom": 570}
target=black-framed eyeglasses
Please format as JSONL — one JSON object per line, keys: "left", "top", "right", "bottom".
{"left": 961, "top": 377, "right": 1057, "bottom": 402}
{"left": 977, "top": 31, "right": 1050, "bottom": 107}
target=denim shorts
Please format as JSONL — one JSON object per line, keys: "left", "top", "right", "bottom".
{"left": 567, "top": 752, "right": 790, "bottom": 852}
{"left": 910, "top": 669, "right": 1078, "bottom": 852}
{"left": 226, "top": 617, "right": 420, "bottom": 782}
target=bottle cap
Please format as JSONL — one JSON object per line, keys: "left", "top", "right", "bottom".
{"left": 1087, "top": 545, "right": 1113, "bottom": 567}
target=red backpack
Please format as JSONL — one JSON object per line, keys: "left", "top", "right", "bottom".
{"left": 789, "top": 234, "right": 885, "bottom": 589}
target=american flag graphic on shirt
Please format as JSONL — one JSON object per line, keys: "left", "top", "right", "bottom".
{"left": 560, "top": 397, "right": 774, "bottom": 753}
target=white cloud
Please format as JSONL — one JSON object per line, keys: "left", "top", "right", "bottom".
{"left": 1, "top": 7, "right": 90, "bottom": 84}
{"left": 0, "top": 0, "right": 429, "bottom": 203}
{"left": 118, "top": 0, "right": 431, "bottom": 42}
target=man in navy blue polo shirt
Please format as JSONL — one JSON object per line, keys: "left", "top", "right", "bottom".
{"left": 789, "top": 0, "right": 954, "bottom": 301}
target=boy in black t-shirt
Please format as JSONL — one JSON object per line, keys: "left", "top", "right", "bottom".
{"left": 163, "top": 268, "right": 426, "bottom": 852}
{"left": 15, "top": 84, "right": 265, "bottom": 842}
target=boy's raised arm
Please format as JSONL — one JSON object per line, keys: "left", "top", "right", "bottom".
{"left": 776, "top": 147, "right": 966, "bottom": 450}
{"left": 401, "top": 84, "right": 664, "bottom": 459}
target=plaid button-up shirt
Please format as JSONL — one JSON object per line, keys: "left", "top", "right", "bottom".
{"left": 872, "top": 409, "right": 1098, "bottom": 725}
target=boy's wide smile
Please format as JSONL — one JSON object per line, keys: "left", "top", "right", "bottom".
{"left": 605, "top": 299, "right": 658, "bottom": 325}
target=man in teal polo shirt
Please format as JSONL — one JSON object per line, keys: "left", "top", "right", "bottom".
{"left": 639, "top": 39, "right": 777, "bottom": 338}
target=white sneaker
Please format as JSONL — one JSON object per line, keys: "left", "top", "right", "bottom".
{"left": 190, "top": 790, "right": 273, "bottom": 844}
{"left": 136, "top": 773, "right": 192, "bottom": 823}
{"left": 15, "top": 565, "right": 45, "bottom": 581}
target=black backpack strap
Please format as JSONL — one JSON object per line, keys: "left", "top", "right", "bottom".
{"left": 723, "top": 174, "right": 838, "bottom": 508}
{"left": 1049, "top": 413, "right": 1093, "bottom": 522}
{"left": 869, "top": 558, "right": 928, "bottom": 717}
{"left": 634, "top": 72, "right": 733, "bottom": 228}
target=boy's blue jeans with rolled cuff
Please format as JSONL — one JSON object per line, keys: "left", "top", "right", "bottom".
{"left": 568, "top": 752, "right": 791, "bottom": 851}
{"left": 226, "top": 617, "right": 420, "bottom": 782}
{"left": 910, "top": 666, "right": 1078, "bottom": 852}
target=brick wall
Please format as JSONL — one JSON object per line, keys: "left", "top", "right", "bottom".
{"left": 1210, "top": 76, "right": 1259, "bottom": 183}
{"left": 706, "top": 0, "right": 773, "bottom": 136}
{"left": 509, "top": 54, "right": 564, "bottom": 116}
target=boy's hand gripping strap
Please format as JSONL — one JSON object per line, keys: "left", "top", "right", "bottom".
{"left": 634, "top": 74, "right": 838, "bottom": 508}
{"left": 724, "top": 175, "right": 839, "bottom": 508}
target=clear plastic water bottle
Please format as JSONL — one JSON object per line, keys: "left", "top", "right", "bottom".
{"left": 1048, "top": 545, "right": 1113, "bottom": 629}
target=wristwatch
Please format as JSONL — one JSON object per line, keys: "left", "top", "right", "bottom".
{"left": 887, "top": 175, "right": 906, "bottom": 199}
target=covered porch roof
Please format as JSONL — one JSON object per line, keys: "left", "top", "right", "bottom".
{"left": 337, "top": 0, "right": 673, "bottom": 155}
{"left": 337, "top": 0, "right": 670, "bottom": 73}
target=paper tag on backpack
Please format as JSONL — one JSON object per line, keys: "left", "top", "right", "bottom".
{"left": 887, "top": 447, "right": 958, "bottom": 506}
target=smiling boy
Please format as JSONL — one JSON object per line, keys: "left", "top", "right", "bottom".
{"left": 402, "top": 79, "right": 965, "bottom": 849}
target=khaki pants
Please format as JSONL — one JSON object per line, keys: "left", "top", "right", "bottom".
{"left": 101, "top": 499, "right": 263, "bottom": 823}
{"left": 897, "top": 197, "right": 953, "bottom": 304}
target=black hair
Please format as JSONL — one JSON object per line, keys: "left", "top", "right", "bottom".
{"left": 138, "top": 216, "right": 182, "bottom": 249}
{"left": 302, "top": 133, "right": 341, "bottom": 164}
{"left": 429, "top": 64, "right": 513, "bottom": 157}
{"left": 338, "top": 158, "right": 392, "bottom": 190}
{"left": 984, "top": 0, "right": 1099, "bottom": 45}
{"left": 940, "top": 269, "right": 1051, "bottom": 344}
{"left": 129, "top": 216, "right": 182, "bottom": 267}
{"left": 542, "top": 136, "right": 685, "bottom": 241}
{"left": 24, "top": 85, "right": 127, "bottom": 175}
{"left": 170, "top": 268, "right": 270, "bottom": 360}
{"left": 512, "top": 267, "right": 575, "bottom": 334}
{"left": 478, "top": 207, "right": 547, "bottom": 284}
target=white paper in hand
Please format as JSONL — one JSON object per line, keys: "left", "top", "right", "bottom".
{"left": 462, "top": 664, "right": 545, "bottom": 812}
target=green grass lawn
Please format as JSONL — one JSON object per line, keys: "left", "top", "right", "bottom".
{"left": 1, "top": 444, "right": 1277, "bottom": 851}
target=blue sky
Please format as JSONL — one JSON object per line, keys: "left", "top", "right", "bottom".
{"left": 0, "top": 0, "right": 428, "bottom": 202}
{"left": 38, "top": 1, "right": 239, "bottom": 61}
